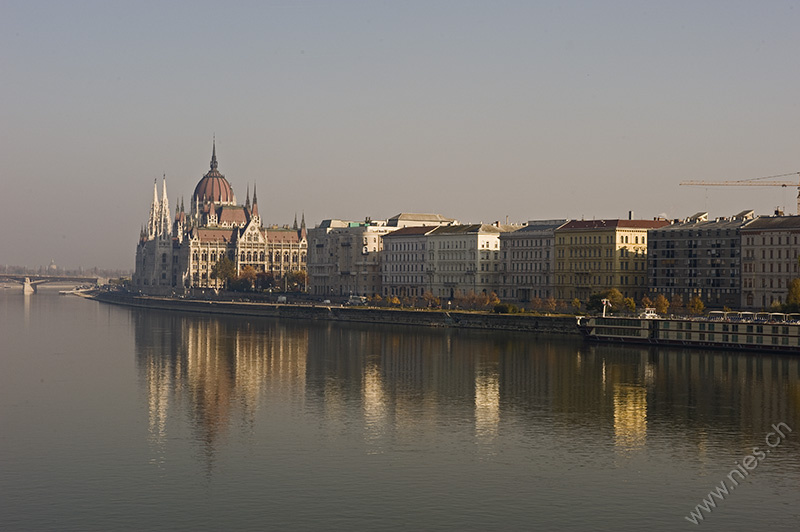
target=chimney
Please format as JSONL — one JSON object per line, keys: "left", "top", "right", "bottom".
{"left": 628, "top": 210, "right": 634, "bottom": 220}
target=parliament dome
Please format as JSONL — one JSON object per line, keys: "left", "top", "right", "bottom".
{"left": 192, "top": 143, "right": 234, "bottom": 205}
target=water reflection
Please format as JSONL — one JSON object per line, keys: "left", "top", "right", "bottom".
{"left": 613, "top": 384, "right": 647, "bottom": 452}
{"left": 134, "top": 311, "right": 800, "bottom": 466}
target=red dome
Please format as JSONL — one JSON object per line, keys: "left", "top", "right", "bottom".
{"left": 192, "top": 143, "right": 235, "bottom": 204}
{"left": 193, "top": 173, "right": 234, "bottom": 204}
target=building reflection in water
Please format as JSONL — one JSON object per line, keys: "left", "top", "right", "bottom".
{"left": 475, "top": 360, "right": 500, "bottom": 443}
{"left": 134, "top": 311, "right": 800, "bottom": 469}
{"left": 134, "top": 310, "right": 309, "bottom": 470}
{"left": 613, "top": 384, "right": 647, "bottom": 452}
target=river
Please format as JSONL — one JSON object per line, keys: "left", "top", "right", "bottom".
{"left": 1, "top": 288, "right": 799, "bottom": 530}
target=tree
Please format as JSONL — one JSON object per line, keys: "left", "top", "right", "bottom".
{"left": 488, "top": 292, "right": 500, "bottom": 307}
{"left": 571, "top": 298, "right": 582, "bottom": 312}
{"left": 545, "top": 297, "right": 557, "bottom": 312}
{"left": 623, "top": 297, "right": 636, "bottom": 314}
{"left": 422, "top": 291, "right": 439, "bottom": 308}
{"left": 239, "top": 266, "right": 257, "bottom": 289}
{"left": 211, "top": 256, "right": 236, "bottom": 289}
{"left": 687, "top": 296, "right": 705, "bottom": 316}
{"left": 255, "top": 271, "right": 275, "bottom": 291}
{"left": 654, "top": 294, "right": 669, "bottom": 315}
{"left": 669, "top": 294, "right": 684, "bottom": 315}
{"left": 641, "top": 295, "right": 653, "bottom": 309}
{"left": 285, "top": 270, "right": 308, "bottom": 292}
{"left": 786, "top": 279, "right": 800, "bottom": 311}
{"left": 586, "top": 288, "right": 623, "bottom": 313}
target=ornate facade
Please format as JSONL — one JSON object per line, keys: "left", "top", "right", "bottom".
{"left": 133, "top": 143, "right": 307, "bottom": 293}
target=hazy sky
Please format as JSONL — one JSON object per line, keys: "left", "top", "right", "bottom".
{"left": 3, "top": 1, "right": 800, "bottom": 270}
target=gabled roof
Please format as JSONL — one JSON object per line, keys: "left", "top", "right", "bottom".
{"left": 740, "top": 215, "right": 800, "bottom": 231}
{"left": 265, "top": 228, "right": 301, "bottom": 243}
{"left": 383, "top": 226, "right": 438, "bottom": 238}
{"left": 652, "top": 215, "right": 752, "bottom": 233}
{"left": 508, "top": 219, "right": 568, "bottom": 234}
{"left": 428, "top": 223, "right": 515, "bottom": 235}
{"left": 218, "top": 205, "right": 248, "bottom": 225}
{"left": 559, "top": 219, "right": 669, "bottom": 230}
{"left": 196, "top": 228, "right": 238, "bottom": 243}
{"left": 387, "top": 213, "right": 456, "bottom": 226}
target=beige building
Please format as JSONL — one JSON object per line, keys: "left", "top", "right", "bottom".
{"left": 554, "top": 218, "right": 669, "bottom": 303}
{"left": 308, "top": 214, "right": 455, "bottom": 298}
{"left": 427, "top": 223, "right": 519, "bottom": 300}
{"left": 500, "top": 219, "right": 567, "bottom": 302}
{"left": 740, "top": 215, "right": 800, "bottom": 309}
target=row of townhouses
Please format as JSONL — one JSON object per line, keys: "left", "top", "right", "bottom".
{"left": 307, "top": 210, "right": 800, "bottom": 310}
{"left": 133, "top": 143, "right": 800, "bottom": 310}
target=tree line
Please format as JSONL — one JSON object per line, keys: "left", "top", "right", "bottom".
{"left": 210, "top": 256, "right": 307, "bottom": 292}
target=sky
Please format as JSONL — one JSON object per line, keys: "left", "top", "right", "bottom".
{"left": 2, "top": 1, "right": 800, "bottom": 270}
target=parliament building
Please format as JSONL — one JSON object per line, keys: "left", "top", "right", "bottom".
{"left": 133, "top": 143, "right": 307, "bottom": 293}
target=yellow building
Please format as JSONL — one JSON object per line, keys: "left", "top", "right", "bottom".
{"left": 554, "top": 219, "right": 668, "bottom": 303}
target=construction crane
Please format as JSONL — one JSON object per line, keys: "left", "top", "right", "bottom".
{"left": 680, "top": 172, "right": 800, "bottom": 215}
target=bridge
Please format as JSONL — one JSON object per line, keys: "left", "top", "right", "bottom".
{"left": 0, "top": 274, "right": 105, "bottom": 293}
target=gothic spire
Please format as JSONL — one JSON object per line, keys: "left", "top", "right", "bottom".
{"left": 210, "top": 137, "right": 218, "bottom": 171}
{"left": 293, "top": 213, "right": 298, "bottom": 230}
{"left": 148, "top": 178, "right": 158, "bottom": 239}
{"left": 252, "top": 183, "right": 259, "bottom": 218}
{"left": 159, "top": 175, "right": 172, "bottom": 239}
{"left": 245, "top": 184, "right": 251, "bottom": 209}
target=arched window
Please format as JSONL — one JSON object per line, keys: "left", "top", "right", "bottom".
{"left": 259, "top": 251, "right": 265, "bottom": 261}
{"left": 240, "top": 252, "right": 245, "bottom": 262}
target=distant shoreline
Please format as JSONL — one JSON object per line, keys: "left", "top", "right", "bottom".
{"left": 89, "top": 291, "right": 581, "bottom": 336}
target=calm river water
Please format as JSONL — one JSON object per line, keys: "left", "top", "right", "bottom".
{"left": 1, "top": 288, "right": 799, "bottom": 531}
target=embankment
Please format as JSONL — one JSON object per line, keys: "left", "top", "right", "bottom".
{"left": 91, "top": 292, "right": 580, "bottom": 335}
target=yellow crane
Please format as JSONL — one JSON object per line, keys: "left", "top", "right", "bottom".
{"left": 680, "top": 172, "right": 800, "bottom": 215}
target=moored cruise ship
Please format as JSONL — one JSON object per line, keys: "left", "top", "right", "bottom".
{"left": 577, "top": 309, "right": 800, "bottom": 353}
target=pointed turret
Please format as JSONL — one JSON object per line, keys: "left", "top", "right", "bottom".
{"left": 252, "top": 182, "right": 259, "bottom": 218}
{"left": 148, "top": 178, "right": 158, "bottom": 239}
{"left": 210, "top": 137, "right": 218, "bottom": 171}
{"left": 245, "top": 184, "right": 251, "bottom": 210}
{"left": 159, "top": 175, "right": 172, "bottom": 239}
{"left": 293, "top": 213, "right": 298, "bottom": 230}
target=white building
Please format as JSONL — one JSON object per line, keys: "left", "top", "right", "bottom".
{"left": 381, "top": 226, "right": 438, "bottom": 298}
{"left": 427, "top": 223, "right": 519, "bottom": 300}
{"left": 740, "top": 215, "right": 800, "bottom": 309}
{"left": 308, "top": 214, "right": 455, "bottom": 298}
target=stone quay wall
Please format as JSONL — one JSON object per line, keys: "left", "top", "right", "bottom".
{"left": 92, "top": 292, "right": 580, "bottom": 335}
